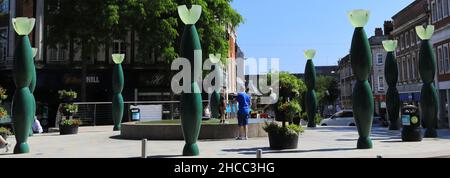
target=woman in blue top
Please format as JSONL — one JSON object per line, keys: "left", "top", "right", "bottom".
{"left": 236, "top": 88, "right": 251, "bottom": 140}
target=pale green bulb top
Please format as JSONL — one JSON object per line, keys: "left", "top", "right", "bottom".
{"left": 209, "top": 53, "right": 221, "bottom": 64}
{"left": 32, "top": 48, "right": 38, "bottom": 58}
{"left": 382, "top": 40, "right": 398, "bottom": 52}
{"left": 348, "top": 10, "right": 370, "bottom": 28}
{"left": 416, "top": 25, "right": 434, "bottom": 40}
{"left": 178, "top": 5, "right": 202, "bottom": 25}
{"left": 304, "top": 49, "right": 316, "bottom": 60}
{"left": 12, "top": 17, "right": 36, "bottom": 36}
{"left": 112, "top": 54, "right": 125, "bottom": 64}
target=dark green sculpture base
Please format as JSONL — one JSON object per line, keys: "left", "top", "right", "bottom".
{"left": 113, "top": 125, "right": 121, "bottom": 131}
{"left": 424, "top": 129, "right": 438, "bottom": 138}
{"left": 183, "top": 143, "right": 199, "bottom": 156}
{"left": 402, "top": 128, "right": 422, "bottom": 142}
{"left": 357, "top": 137, "right": 373, "bottom": 149}
{"left": 14, "top": 142, "right": 30, "bottom": 154}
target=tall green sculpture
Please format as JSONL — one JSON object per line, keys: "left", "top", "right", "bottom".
{"left": 11, "top": 17, "right": 35, "bottom": 154}
{"left": 29, "top": 48, "right": 38, "bottom": 136}
{"left": 209, "top": 54, "right": 223, "bottom": 119}
{"left": 178, "top": 5, "right": 203, "bottom": 156}
{"left": 112, "top": 54, "right": 125, "bottom": 131}
{"left": 416, "top": 25, "right": 439, "bottom": 138}
{"left": 348, "top": 10, "right": 374, "bottom": 149}
{"left": 304, "top": 50, "right": 317, "bottom": 128}
{"left": 382, "top": 40, "right": 401, "bottom": 130}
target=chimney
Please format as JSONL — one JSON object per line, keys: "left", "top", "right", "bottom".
{"left": 375, "top": 28, "right": 383, "bottom": 36}
{"left": 384, "top": 21, "right": 393, "bottom": 36}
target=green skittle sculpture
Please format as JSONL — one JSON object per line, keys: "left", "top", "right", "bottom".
{"left": 11, "top": 17, "right": 36, "bottom": 154}
{"left": 209, "top": 54, "right": 223, "bottom": 119}
{"left": 382, "top": 40, "right": 401, "bottom": 130}
{"left": 416, "top": 25, "right": 439, "bottom": 138}
{"left": 29, "top": 48, "right": 38, "bottom": 136}
{"left": 112, "top": 54, "right": 125, "bottom": 131}
{"left": 304, "top": 50, "right": 317, "bottom": 128}
{"left": 348, "top": 10, "right": 374, "bottom": 149}
{"left": 178, "top": 4, "right": 203, "bottom": 156}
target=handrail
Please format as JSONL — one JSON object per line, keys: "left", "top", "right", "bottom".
{"left": 73, "top": 100, "right": 209, "bottom": 105}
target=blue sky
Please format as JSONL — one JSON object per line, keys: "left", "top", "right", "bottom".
{"left": 231, "top": 0, "right": 413, "bottom": 74}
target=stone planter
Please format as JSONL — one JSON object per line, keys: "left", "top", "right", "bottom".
{"left": 59, "top": 125, "right": 79, "bottom": 135}
{"left": 267, "top": 131, "right": 299, "bottom": 150}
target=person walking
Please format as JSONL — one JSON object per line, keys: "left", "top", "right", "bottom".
{"left": 236, "top": 87, "right": 251, "bottom": 140}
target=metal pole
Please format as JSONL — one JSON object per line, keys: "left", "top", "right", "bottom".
{"left": 256, "top": 149, "right": 262, "bottom": 158}
{"left": 93, "top": 104, "right": 97, "bottom": 126}
{"left": 141, "top": 139, "right": 147, "bottom": 158}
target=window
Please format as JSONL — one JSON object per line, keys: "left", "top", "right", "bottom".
{"left": 378, "top": 76, "right": 385, "bottom": 91}
{"left": 406, "top": 32, "right": 410, "bottom": 48}
{"left": 403, "top": 58, "right": 408, "bottom": 82}
{"left": 398, "top": 60, "right": 403, "bottom": 82}
{"left": 376, "top": 53, "right": 383, "bottom": 65}
{"left": 48, "top": 44, "right": 68, "bottom": 62}
{"left": 433, "top": 1, "right": 437, "bottom": 22}
{"left": 445, "top": 44, "right": 450, "bottom": 73}
{"left": 409, "top": 55, "right": 414, "bottom": 80}
{"left": 400, "top": 34, "right": 404, "bottom": 50}
{"left": 113, "top": 40, "right": 126, "bottom": 54}
{"left": 438, "top": 0, "right": 443, "bottom": 20}
{"left": 410, "top": 29, "right": 415, "bottom": 46}
{"left": 0, "top": 28, "right": 7, "bottom": 62}
{"left": 438, "top": 46, "right": 444, "bottom": 74}
{"left": 0, "top": 0, "right": 8, "bottom": 14}
{"left": 445, "top": 0, "right": 449, "bottom": 17}
{"left": 416, "top": 51, "right": 421, "bottom": 80}
{"left": 411, "top": 56, "right": 416, "bottom": 80}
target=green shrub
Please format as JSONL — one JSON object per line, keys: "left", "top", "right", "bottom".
{"left": 315, "top": 114, "right": 323, "bottom": 125}
{"left": 60, "top": 119, "right": 82, "bottom": 126}
{"left": 0, "top": 107, "right": 8, "bottom": 119}
{"left": 0, "top": 127, "right": 12, "bottom": 136}
{"left": 58, "top": 90, "right": 78, "bottom": 100}
{"left": 263, "top": 122, "right": 304, "bottom": 137}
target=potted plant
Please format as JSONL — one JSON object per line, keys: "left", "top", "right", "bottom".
{"left": 58, "top": 90, "right": 77, "bottom": 102}
{"left": 0, "top": 127, "right": 12, "bottom": 140}
{"left": 263, "top": 121, "right": 304, "bottom": 150}
{"left": 59, "top": 119, "right": 82, "bottom": 135}
{"left": 63, "top": 104, "right": 78, "bottom": 118}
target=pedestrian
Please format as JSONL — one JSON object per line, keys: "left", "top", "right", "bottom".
{"left": 236, "top": 86, "right": 251, "bottom": 140}
{"left": 219, "top": 87, "right": 228, "bottom": 124}
{"left": 32, "top": 116, "right": 44, "bottom": 134}
{"left": 55, "top": 104, "right": 64, "bottom": 128}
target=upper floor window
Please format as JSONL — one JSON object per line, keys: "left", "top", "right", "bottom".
{"left": 438, "top": 46, "right": 444, "bottom": 74}
{"left": 48, "top": 44, "right": 68, "bottom": 62}
{"left": 406, "top": 32, "right": 410, "bottom": 48}
{"left": 376, "top": 53, "right": 383, "bottom": 65}
{"left": 0, "top": 0, "right": 9, "bottom": 14}
{"left": 438, "top": 0, "right": 443, "bottom": 20}
{"left": 410, "top": 29, "right": 415, "bottom": 46}
{"left": 113, "top": 40, "right": 126, "bottom": 55}
{"left": 378, "top": 76, "right": 385, "bottom": 91}
{"left": 445, "top": 44, "right": 450, "bottom": 73}
{"left": 433, "top": 1, "right": 437, "bottom": 22}
{"left": 0, "top": 28, "right": 7, "bottom": 62}
{"left": 444, "top": 0, "right": 449, "bottom": 17}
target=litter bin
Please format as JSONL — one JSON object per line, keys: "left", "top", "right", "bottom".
{"left": 130, "top": 108, "right": 141, "bottom": 121}
{"left": 401, "top": 105, "right": 422, "bottom": 142}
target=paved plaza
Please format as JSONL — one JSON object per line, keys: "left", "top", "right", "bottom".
{"left": 1, "top": 125, "right": 450, "bottom": 158}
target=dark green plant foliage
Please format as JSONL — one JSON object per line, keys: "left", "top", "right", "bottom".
{"left": 263, "top": 122, "right": 304, "bottom": 137}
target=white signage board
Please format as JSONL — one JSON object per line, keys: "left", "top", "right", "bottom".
{"left": 130, "top": 105, "right": 163, "bottom": 122}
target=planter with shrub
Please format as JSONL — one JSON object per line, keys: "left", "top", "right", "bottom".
{"left": 0, "top": 127, "right": 12, "bottom": 140}
{"left": 264, "top": 122, "right": 304, "bottom": 149}
{"left": 59, "top": 119, "right": 82, "bottom": 135}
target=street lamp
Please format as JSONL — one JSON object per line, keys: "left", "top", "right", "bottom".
{"left": 112, "top": 54, "right": 125, "bottom": 131}
{"left": 348, "top": 10, "right": 374, "bottom": 149}
{"left": 416, "top": 25, "right": 439, "bottom": 138}
{"left": 178, "top": 4, "right": 203, "bottom": 156}
{"left": 11, "top": 17, "right": 35, "bottom": 154}
{"left": 382, "top": 40, "right": 401, "bottom": 130}
{"left": 304, "top": 49, "right": 317, "bottom": 128}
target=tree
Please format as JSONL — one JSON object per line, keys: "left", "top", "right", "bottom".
{"left": 272, "top": 72, "right": 306, "bottom": 127}
{"left": 315, "top": 76, "right": 339, "bottom": 115}
{"left": 45, "top": 0, "right": 243, "bottom": 100}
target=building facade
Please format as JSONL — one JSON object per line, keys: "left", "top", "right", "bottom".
{"left": 370, "top": 23, "right": 392, "bottom": 115}
{"left": 0, "top": 0, "right": 242, "bottom": 127}
{"left": 430, "top": 0, "right": 450, "bottom": 128}
{"left": 338, "top": 54, "right": 354, "bottom": 110}
{"left": 391, "top": 0, "right": 429, "bottom": 108}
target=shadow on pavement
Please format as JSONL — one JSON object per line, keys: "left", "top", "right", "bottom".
{"left": 222, "top": 147, "right": 356, "bottom": 155}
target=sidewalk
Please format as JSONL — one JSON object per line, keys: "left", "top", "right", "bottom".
{"left": 1, "top": 125, "right": 450, "bottom": 158}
